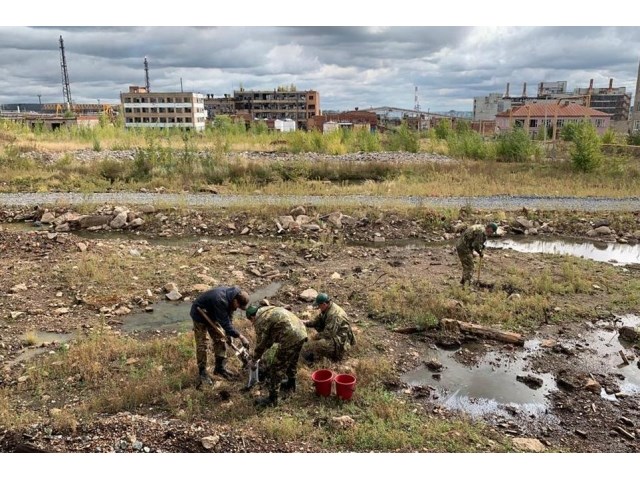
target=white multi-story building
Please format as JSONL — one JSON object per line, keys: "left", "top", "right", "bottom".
{"left": 120, "top": 86, "right": 207, "bottom": 131}
{"left": 473, "top": 93, "right": 512, "bottom": 121}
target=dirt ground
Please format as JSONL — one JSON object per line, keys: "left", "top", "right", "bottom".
{"left": 1, "top": 204, "right": 639, "bottom": 453}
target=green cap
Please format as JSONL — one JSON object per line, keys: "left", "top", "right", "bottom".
{"left": 487, "top": 222, "right": 498, "bottom": 233}
{"left": 313, "top": 293, "right": 331, "bottom": 306}
{"left": 246, "top": 305, "right": 259, "bottom": 318}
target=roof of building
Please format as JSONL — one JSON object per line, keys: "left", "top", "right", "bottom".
{"left": 496, "top": 103, "right": 611, "bottom": 118}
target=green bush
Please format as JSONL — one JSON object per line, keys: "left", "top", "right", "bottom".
{"left": 560, "top": 122, "right": 580, "bottom": 142}
{"left": 627, "top": 131, "right": 640, "bottom": 146}
{"left": 434, "top": 120, "right": 453, "bottom": 140}
{"left": 495, "top": 128, "right": 536, "bottom": 162}
{"left": 385, "top": 122, "right": 419, "bottom": 153}
{"left": 601, "top": 128, "right": 617, "bottom": 144}
{"left": 97, "top": 159, "right": 129, "bottom": 184}
{"left": 571, "top": 122, "right": 602, "bottom": 172}
{"left": 447, "top": 131, "right": 491, "bottom": 160}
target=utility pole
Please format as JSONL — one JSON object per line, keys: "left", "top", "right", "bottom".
{"left": 37, "top": 94, "right": 42, "bottom": 105}
{"left": 59, "top": 35, "right": 73, "bottom": 111}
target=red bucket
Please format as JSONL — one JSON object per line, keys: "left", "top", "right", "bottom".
{"left": 311, "top": 369, "right": 334, "bottom": 397}
{"left": 335, "top": 374, "right": 357, "bottom": 400}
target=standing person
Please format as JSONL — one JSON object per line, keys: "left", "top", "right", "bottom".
{"left": 456, "top": 222, "right": 498, "bottom": 286}
{"left": 302, "top": 293, "right": 355, "bottom": 363}
{"left": 190, "top": 286, "right": 251, "bottom": 386}
{"left": 245, "top": 305, "right": 308, "bottom": 408}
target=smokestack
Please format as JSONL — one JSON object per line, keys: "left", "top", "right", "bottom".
{"left": 505, "top": 82, "right": 510, "bottom": 98}
{"left": 589, "top": 79, "right": 593, "bottom": 94}
{"left": 609, "top": 78, "right": 613, "bottom": 92}
{"left": 523, "top": 82, "right": 527, "bottom": 97}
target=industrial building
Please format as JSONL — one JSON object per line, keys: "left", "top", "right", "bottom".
{"left": 307, "top": 110, "right": 378, "bottom": 132}
{"left": 495, "top": 103, "right": 611, "bottom": 138}
{"left": 231, "top": 88, "right": 319, "bottom": 130}
{"left": 474, "top": 79, "right": 630, "bottom": 127}
{"left": 119, "top": 86, "right": 207, "bottom": 131}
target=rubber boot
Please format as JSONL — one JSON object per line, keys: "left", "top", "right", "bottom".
{"left": 280, "top": 377, "right": 296, "bottom": 393}
{"left": 254, "top": 390, "right": 278, "bottom": 408}
{"left": 213, "top": 357, "right": 234, "bottom": 380}
{"left": 198, "top": 366, "right": 213, "bottom": 387}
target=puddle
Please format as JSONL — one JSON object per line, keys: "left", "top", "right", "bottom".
{"left": 488, "top": 237, "right": 640, "bottom": 266}
{"left": 122, "top": 282, "right": 283, "bottom": 333}
{"left": 565, "top": 314, "right": 640, "bottom": 398}
{"left": 7, "top": 331, "right": 75, "bottom": 368}
{"left": 401, "top": 339, "right": 556, "bottom": 417}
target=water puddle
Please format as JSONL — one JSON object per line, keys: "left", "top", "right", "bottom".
{"left": 564, "top": 314, "right": 640, "bottom": 398}
{"left": 401, "top": 340, "right": 556, "bottom": 417}
{"left": 488, "top": 237, "right": 640, "bottom": 266}
{"left": 7, "top": 331, "right": 75, "bottom": 367}
{"left": 121, "top": 282, "right": 283, "bottom": 333}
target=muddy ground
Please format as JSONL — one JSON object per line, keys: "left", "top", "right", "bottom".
{"left": 1, "top": 203, "right": 640, "bottom": 453}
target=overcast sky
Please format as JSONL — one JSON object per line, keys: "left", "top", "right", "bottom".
{"left": 2, "top": 4, "right": 640, "bottom": 112}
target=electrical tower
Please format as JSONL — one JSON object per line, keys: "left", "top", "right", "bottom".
{"left": 414, "top": 86, "right": 420, "bottom": 111}
{"left": 59, "top": 35, "right": 73, "bottom": 111}
{"left": 144, "top": 56, "right": 151, "bottom": 92}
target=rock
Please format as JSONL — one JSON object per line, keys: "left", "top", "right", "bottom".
{"left": 240, "top": 227, "right": 250, "bottom": 235}
{"left": 55, "top": 223, "right": 70, "bottom": 232}
{"left": 114, "top": 306, "right": 131, "bottom": 315}
{"left": 278, "top": 216, "right": 295, "bottom": 229}
{"left": 166, "top": 290, "right": 182, "bottom": 301}
{"left": 129, "top": 218, "right": 144, "bottom": 228}
{"left": 583, "top": 378, "right": 601, "bottom": 393}
{"left": 299, "top": 288, "right": 318, "bottom": 302}
{"left": 619, "top": 326, "right": 639, "bottom": 342}
{"left": 109, "top": 212, "right": 128, "bottom": 229}
{"left": 512, "top": 437, "right": 546, "bottom": 453}
{"left": 54, "top": 307, "right": 69, "bottom": 315}
{"left": 515, "top": 217, "right": 534, "bottom": 230}
{"left": 78, "top": 215, "right": 111, "bottom": 229}
{"left": 76, "top": 242, "right": 88, "bottom": 252}
{"left": 129, "top": 249, "right": 141, "bottom": 257}
{"left": 516, "top": 374, "right": 544, "bottom": 390}
{"left": 301, "top": 223, "right": 321, "bottom": 231}
{"left": 586, "top": 229, "right": 598, "bottom": 237}
{"left": 190, "top": 284, "right": 210, "bottom": 293}
{"left": 226, "top": 223, "right": 236, "bottom": 230}
{"left": 201, "top": 435, "right": 220, "bottom": 450}
{"left": 330, "top": 272, "right": 341, "bottom": 280}
{"left": 329, "top": 415, "right": 355, "bottom": 429}
{"left": 164, "top": 283, "right": 178, "bottom": 293}
{"left": 140, "top": 205, "right": 156, "bottom": 214}
{"left": 327, "top": 212, "right": 343, "bottom": 228}
{"left": 593, "top": 219, "right": 610, "bottom": 228}
{"left": 594, "top": 226, "right": 612, "bottom": 235}
{"left": 424, "top": 359, "right": 443, "bottom": 372}
{"left": 296, "top": 215, "right": 311, "bottom": 225}
{"left": 10, "top": 311, "right": 25, "bottom": 319}
{"left": 290, "top": 206, "right": 306, "bottom": 217}
{"left": 10, "top": 283, "right": 28, "bottom": 293}
{"left": 40, "top": 212, "right": 55, "bottom": 224}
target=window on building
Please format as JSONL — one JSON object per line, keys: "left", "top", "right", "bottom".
{"left": 595, "top": 119, "right": 605, "bottom": 127}
{"left": 529, "top": 119, "right": 538, "bottom": 128}
{"left": 556, "top": 119, "right": 564, "bottom": 127}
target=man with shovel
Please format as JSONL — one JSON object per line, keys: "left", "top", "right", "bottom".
{"left": 190, "top": 286, "right": 251, "bottom": 386}
{"left": 245, "top": 305, "right": 308, "bottom": 408}
{"left": 456, "top": 223, "right": 498, "bottom": 287}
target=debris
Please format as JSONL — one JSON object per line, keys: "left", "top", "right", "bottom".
{"left": 613, "top": 426, "right": 635, "bottom": 441}
{"left": 440, "top": 318, "right": 524, "bottom": 346}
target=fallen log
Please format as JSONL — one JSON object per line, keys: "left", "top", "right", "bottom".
{"left": 440, "top": 318, "right": 524, "bottom": 346}
{"left": 392, "top": 326, "right": 425, "bottom": 334}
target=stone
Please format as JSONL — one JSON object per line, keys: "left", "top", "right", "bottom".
{"left": 166, "top": 291, "right": 182, "bottom": 301}
{"left": 77, "top": 242, "right": 88, "bottom": 252}
{"left": 330, "top": 272, "right": 341, "bottom": 280}
{"left": 512, "top": 437, "right": 546, "bottom": 453}
{"left": 10, "top": 283, "right": 28, "bottom": 293}
{"left": 594, "top": 226, "right": 612, "bottom": 235}
{"left": 299, "top": 288, "right": 318, "bottom": 302}
{"left": 164, "top": 283, "right": 178, "bottom": 293}
{"left": 78, "top": 215, "right": 111, "bottom": 229}
{"left": 290, "top": 206, "right": 306, "bottom": 217}
{"left": 40, "top": 212, "right": 55, "bottom": 224}
{"left": 110, "top": 212, "right": 128, "bottom": 229}
{"left": 201, "top": 435, "right": 220, "bottom": 450}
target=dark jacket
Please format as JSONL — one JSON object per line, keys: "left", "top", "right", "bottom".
{"left": 190, "top": 286, "right": 242, "bottom": 338}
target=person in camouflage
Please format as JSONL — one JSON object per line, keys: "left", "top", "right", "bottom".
{"left": 190, "top": 286, "right": 250, "bottom": 386}
{"left": 302, "top": 293, "right": 355, "bottom": 363}
{"left": 456, "top": 223, "right": 498, "bottom": 286}
{"left": 245, "top": 305, "right": 308, "bottom": 408}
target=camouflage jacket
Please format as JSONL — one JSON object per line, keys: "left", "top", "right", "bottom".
{"left": 253, "top": 306, "right": 308, "bottom": 360}
{"left": 306, "top": 302, "right": 355, "bottom": 348}
{"left": 456, "top": 224, "right": 487, "bottom": 255}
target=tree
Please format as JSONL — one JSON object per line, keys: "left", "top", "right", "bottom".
{"left": 571, "top": 121, "right": 602, "bottom": 172}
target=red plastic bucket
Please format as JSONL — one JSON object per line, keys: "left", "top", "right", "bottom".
{"left": 311, "top": 369, "right": 334, "bottom": 397}
{"left": 334, "top": 374, "right": 357, "bottom": 400}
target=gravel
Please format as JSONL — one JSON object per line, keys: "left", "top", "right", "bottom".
{"left": 1, "top": 192, "right": 640, "bottom": 211}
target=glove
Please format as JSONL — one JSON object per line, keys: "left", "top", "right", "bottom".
{"left": 239, "top": 334, "right": 250, "bottom": 349}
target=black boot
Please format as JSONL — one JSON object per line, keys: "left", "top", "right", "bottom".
{"left": 213, "top": 357, "right": 234, "bottom": 380}
{"left": 254, "top": 391, "right": 278, "bottom": 408}
{"left": 280, "top": 377, "right": 296, "bottom": 393}
{"left": 197, "top": 366, "right": 213, "bottom": 387}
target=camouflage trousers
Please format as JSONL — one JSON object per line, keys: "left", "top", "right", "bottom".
{"left": 266, "top": 340, "right": 306, "bottom": 396}
{"left": 193, "top": 321, "right": 227, "bottom": 371}
{"left": 302, "top": 335, "right": 351, "bottom": 362}
{"left": 456, "top": 246, "right": 475, "bottom": 285}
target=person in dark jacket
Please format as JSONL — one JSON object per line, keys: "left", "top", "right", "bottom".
{"left": 190, "top": 285, "right": 250, "bottom": 386}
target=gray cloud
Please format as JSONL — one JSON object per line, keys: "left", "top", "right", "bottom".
{"left": 1, "top": 26, "right": 639, "bottom": 112}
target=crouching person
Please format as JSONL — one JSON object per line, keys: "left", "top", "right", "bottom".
{"left": 245, "top": 305, "right": 308, "bottom": 408}
{"left": 302, "top": 293, "right": 355, "bottom": 364}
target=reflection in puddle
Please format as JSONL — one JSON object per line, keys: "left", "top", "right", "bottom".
{"left": 401, "top": 340, "right": 556, "bottom": 417}
{"left": 488, "top": 237, "right": 640, "bottom": 266}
